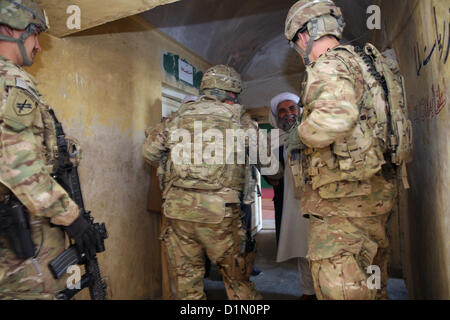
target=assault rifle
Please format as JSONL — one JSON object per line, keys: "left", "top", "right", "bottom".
{"left": 47, "top": 109, "right": 108, "bottom": 300}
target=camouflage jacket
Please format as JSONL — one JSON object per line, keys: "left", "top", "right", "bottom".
{"left": 0, "top": 55, "right": 78, "bottom": 226}
{"left": 142, "top": 95, "right": 258, "bottom": 223}
{"left": 297, "top": 45, "right": 395, "bottom": 218}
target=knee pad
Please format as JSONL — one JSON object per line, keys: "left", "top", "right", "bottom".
{"left": 311, "top": 255, "right": 377, "bottom": 300}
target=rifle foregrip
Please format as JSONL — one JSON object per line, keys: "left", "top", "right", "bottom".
{"left": 49, "top": 246, "right": 81, "bottom": 279}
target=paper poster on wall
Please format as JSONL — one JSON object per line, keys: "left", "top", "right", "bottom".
{"left": 163, "top": 53, "right": 204, "bottom": 89}
{"left": 178, "top": 59, "right": 194, "bottom": 85}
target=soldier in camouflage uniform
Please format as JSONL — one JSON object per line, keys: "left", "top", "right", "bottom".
{"left": 142, "top": 65, "right": 262, "bottom": 300}
{"left": 284, "top": 0, "right": 397, "bottom": 300}
{"left": 0, "top": 0, "right": 101, "bottom": 299}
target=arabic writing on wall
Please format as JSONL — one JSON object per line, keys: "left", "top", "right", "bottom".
{"left": 414, "top": 6, "right": 450, "bottom": 76}
{"left": 411, "top": 83, "right": 447, "bottom": 123}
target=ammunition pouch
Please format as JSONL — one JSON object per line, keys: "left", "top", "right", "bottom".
{"left": 318, "top": 180, "right": 372, "bottom": 199}
{"left": 333, "top": 124, "right": 385, "bottom": 182}
{"left": 304, "top": 143, "right": 381, "bottom": 199}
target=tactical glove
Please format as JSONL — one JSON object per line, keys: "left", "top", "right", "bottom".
{"left": 65, "top": 215, "right": 99, "bottom": 259}
{"left": 285, "top": 123, "right": 306, "bottom": 157}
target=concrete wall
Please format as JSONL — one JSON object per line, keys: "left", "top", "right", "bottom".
{"left": 378, "top": 0, "right": 449, "bottom": 299}
{"left": 26, "top": 16, "right": 211, "bottom": 299}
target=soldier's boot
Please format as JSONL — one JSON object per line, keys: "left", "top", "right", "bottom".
{"left": 310, "top": 255, "right": 377, "bottom": 300}
{"left": 222, "top": 274, "right": 262, "bottom": 300}
{"left": 217, "top": 252, "right": 262, "bottom": 300}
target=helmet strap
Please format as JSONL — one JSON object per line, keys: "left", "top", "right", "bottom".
{"left": 290, "top": 35, "right": 314, "bottom": 65}
{"left": 0, "top": 24, "right": 36, "bottom": 66}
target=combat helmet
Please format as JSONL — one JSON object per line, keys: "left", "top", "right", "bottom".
{"left": 0, "top": 0, "right": 49, "bottom": 66}
{"left": 200, "top": 65, "right": 242, "bottom": 94}
{"left": 285, "top": 0, "right": 345, "bottom": 65}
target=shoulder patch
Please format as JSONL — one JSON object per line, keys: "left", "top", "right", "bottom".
{"left": 2, "top": 86, "right": 38, "bottom": 129}
{"left": 0, "top": 86, "right": 38, "bottom": 131}
{"left": 9, "top": 87, "right": 37, "bottom": 116}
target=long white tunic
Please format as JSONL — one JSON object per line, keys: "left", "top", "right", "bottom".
{"left": 275, "top": 148, "right": 310, "bottom": 262}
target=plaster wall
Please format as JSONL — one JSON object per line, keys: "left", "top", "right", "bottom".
{"left": 26, "top": 16, "right": 211, "bottom": 299}
{"left": 379, "top": 0, "right": 449, "bottom": 299}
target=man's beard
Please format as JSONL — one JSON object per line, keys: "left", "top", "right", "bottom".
{"left": 278, "top": 114, "right": 298, "bottom": 132}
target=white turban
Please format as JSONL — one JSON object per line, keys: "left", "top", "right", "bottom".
{"left": 270, "top": 92, "right": 300, "bottom": 117}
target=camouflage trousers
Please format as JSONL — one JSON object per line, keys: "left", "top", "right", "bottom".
{"left": 307, "top": 213, "right": 390, "bottom": 300}
{"left": 0, "top": 218, "right": 69, "bottom": 300}
{"left": 161, "top": 209, "right": 262, "bottom": 300}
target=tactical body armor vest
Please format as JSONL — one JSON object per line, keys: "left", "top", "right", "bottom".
{"left": 165, "top": 96, "right": 246, "bottom": 193}
{"left": 295, "top": 44, "right": 412, "bottom": 199}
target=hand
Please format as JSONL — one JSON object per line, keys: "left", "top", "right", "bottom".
{"left": 285, "top": 123, "right": 305, "bottom": 156}
{"left": 65, "top": 215, "right": 100, "bottom": 259}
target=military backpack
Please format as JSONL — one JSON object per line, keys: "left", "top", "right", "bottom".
{"left": 166, "top": 96, "right": 246, "bottom": 192}
{"left": 354, "top": 43, "right": 413, "bottom": 189}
